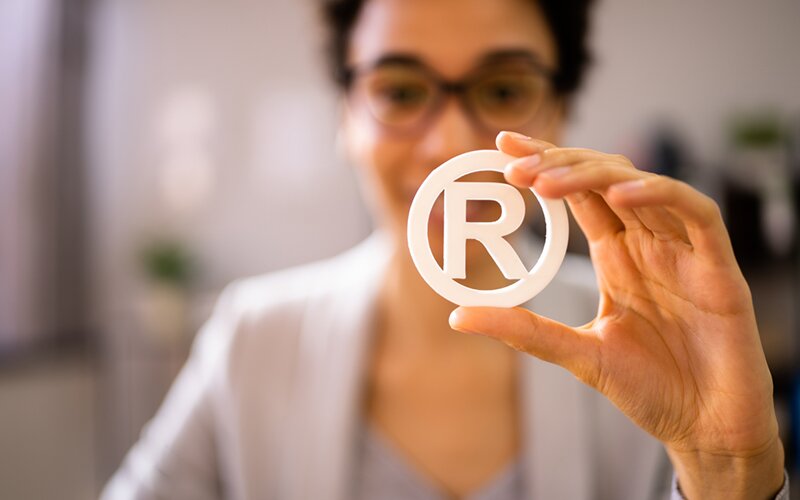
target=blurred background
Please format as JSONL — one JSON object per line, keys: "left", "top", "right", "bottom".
{"left": 0, "top": 0, "right": 798, "bottom": 498}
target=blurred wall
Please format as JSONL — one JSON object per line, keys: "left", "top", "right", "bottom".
{"left": 86, "top": 0, "right": 370, "bottom": 332}
{"left": 0, "top": 0, "right": 62, "bottom": 350}
{"left": 568, "top": 0, "right": 800, "bottom": 164}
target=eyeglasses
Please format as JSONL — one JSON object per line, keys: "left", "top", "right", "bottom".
{"left": 344, "top": 56, "right": 558, "bottom": 137}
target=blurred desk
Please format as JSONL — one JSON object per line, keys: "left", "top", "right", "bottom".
{"left": 0, "top": 353, "right": 97, "bottom": 500}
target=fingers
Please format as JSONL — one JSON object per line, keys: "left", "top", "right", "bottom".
{"left": 532, "top": 161, "right": 642, "bottom": 197}
{"left": 535, "top": 161, "right": 650, "bottom": 236}
{"left": 497, "top": 131, "right": 731, "bottom": 256}
{"left": 449, "top": 306, "right": 601, "bottom": 386}
{"left": 498, "top": 132, "right": 643, "bottom": 239}
{"left": 537, "top": 165, "right": 695, "bottom": 246}
{"left": 496, "top": 130, "right": 556, "bottom": 158}
{"left": 607, "top": 177, "right": 735, "bottom": 260}
{"left": 632, "top": 206, "right": 690, "bottom": 244}
{"left": 564, "top": 191, "right": 625, "bottom": 241}
{"left": 504, "top": 147, "right": 615, "bottom": 188}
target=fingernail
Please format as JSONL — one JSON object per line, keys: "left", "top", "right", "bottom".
{"left": 539, "top": 166, "right": 572, "bottom": 179}
{"left": 501, "top": 131, "right": 532, "bottom": 142}
{"left": 509, "top": 154, "right": 541, "bottom": 173}
{"left": 611, "top": 179, "right": 646, "bottom": 192}
{"left": 449, "top": 309, "right": 476, "bottom": 334}
{"left": 448, "top": 309, "right": 461, "bottom": 328}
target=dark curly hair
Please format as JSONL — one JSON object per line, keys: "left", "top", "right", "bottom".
{"left": 320, "top": 0, "right": 595, "bottom": 99}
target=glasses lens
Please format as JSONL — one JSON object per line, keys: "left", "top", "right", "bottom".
{"left": 468, "top": 69, "right": 551, "bottom": 132}
{"left": 359, "top": 65, "right": 436, "bottom": 131}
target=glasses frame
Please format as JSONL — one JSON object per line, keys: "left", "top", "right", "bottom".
{"left": 343, "top": 55, "right": 559, "bottom": 137}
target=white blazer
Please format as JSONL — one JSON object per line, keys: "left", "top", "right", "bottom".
{"left": 102, "top": 233, "right": 673, "bottom": 500}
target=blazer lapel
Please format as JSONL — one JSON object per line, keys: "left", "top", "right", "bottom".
{"left": 519, "top": 356, "right": 595, "bottom": 499}
{"left": 284, "top": 233, "right": 390, "bottom": 500}
{"left": 516, "top": 232, "right": 597, "bottom": 499}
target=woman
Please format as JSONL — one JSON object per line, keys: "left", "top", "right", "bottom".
{"left": 103, "top": 0, "right": 788, "bottom": 498}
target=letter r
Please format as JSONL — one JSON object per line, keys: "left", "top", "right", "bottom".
{"left": 443, "top": 181, "right": 528, "bottom": 280}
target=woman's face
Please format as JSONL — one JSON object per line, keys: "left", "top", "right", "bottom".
{"left": 343, "top": 0, "right": 563, "bottom": 255}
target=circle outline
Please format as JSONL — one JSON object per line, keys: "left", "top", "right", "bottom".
{"left": 407, "top": 149, "right": 569, "bottom": 307}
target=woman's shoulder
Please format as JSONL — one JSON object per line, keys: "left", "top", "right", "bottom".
{"left": 221, "top": 233, "right": 388, "bottom": 321}
{"left": 190, "top": 234, "right": 388, "bottom": 373}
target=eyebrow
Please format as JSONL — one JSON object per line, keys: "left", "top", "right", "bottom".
{"left": 479, "top": 49, "right": 549, "bottom": 69}
{"left": 368, "top": 54, "right": 426, "bottom": 69}
{"left": 365, "top": 48, "right": 552, "bottom": 74}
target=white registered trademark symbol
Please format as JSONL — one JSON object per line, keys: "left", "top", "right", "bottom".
{"left": 407, "top": 149, "right": 569, "bottom": 307}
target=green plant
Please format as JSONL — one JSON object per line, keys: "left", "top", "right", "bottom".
{"left": 729, "top": 112, "right": 784, "bottom": 149}
{"left": 139, "top": 240, "right": 194, "bottom": 287}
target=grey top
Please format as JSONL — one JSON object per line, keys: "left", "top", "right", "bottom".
{"left": 353, "top": 423, "right": 525, "bottom": 500}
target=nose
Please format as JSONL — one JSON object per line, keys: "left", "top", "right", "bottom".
{"left": 416, "top": 96, "right": 482, "bottom": 170}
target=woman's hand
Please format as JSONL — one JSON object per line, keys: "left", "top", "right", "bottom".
{"left": 449, "top": 131, "right": 785, "bottom": 499}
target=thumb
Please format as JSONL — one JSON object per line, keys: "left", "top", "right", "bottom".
{"left": 450, "top": 306, "right": 600, "bottom": 385}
